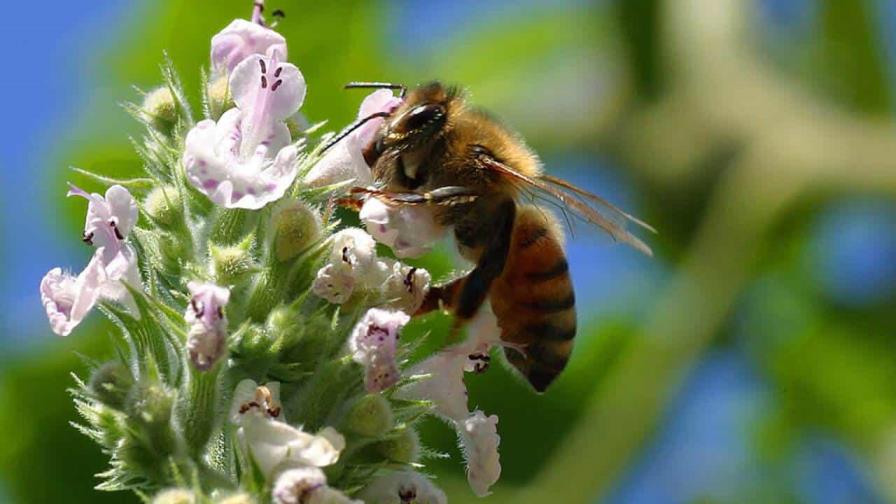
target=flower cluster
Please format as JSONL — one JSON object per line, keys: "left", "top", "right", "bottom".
{"left": 43, "top": 1, "right": 507, "bottom": 502}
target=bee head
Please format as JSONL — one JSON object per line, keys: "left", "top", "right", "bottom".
{"left": 384, "top": 81, "right": 459, "bottom": 148}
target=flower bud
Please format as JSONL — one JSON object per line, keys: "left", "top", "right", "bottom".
{"left": 211, "top": 240, "right": 256, "bottom": 285}
{"left": 88, "top": 360, "right": 133, "bottom": 409}
{"left": 143, "top": 185, "right": 183, "bottom": 229}
{"left": 376, "top": 428, "right": 420, "bottom": 464}
{"left": 126, "top": 383, "right": 175, "bottom": 434}
{"left": 141, "top": 86, "right": 178, "bottom": 135}
{"left": 345, "top": 394, "right": 394, "bottom": 438}
{"left": 152, "top": 488, "right": 196, "bottom": 504}
{"left": 216, "top": 492, "right": 255, "bottom": 504}
{"left": 206, "top": 75, "right": 233, "bottom": 120}
{"left": 272, "top": 200, "right": 322, "bottom": 262}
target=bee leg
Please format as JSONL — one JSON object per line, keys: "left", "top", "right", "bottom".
{"left": 349, "top": 186, "right": 479, "bottom": 207}
{"left": 418, "top": 199, "right": 516, "bottom": 338}
{"left": 453, "top": 200, "right": 515, "bottom": 321}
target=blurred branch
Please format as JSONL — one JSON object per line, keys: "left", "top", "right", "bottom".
{"left": 501, "top": 0, "right": 896, "bottom": 501}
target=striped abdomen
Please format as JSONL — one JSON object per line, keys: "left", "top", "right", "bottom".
{"left": 489, "top": 206, "right": 576, "bottom": 392}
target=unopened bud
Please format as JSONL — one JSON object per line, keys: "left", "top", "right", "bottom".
{"left": 345, "top": 394, "right": 394, "bottom": 438}
{"left": 272, "top": 200, "right": 322, "bottom": 262}
{"left": 88, "top": 361, "right": 133, "bottom": 409}
{"left": 376, "top": 428, "right": 420, "bottom": 464}
{"left": 141, "top": 86, "right": 178, "bottom": 134}
{"left": 127, "top": 383, "right": 174, "bottom": 430}
{"left": 211, "top": 240, "right": 256, "bottom": 285}
{"left": 216, "top": 492, "right": 255, "bottom": 504}
{"left": 144, "top": 185, "right": 183, "bottom": 229}
{"left": 152, "top": 488, "right": 195, "bottom": 504}
{"left": 206, "top": 76, "right": 233, "bottom": 120}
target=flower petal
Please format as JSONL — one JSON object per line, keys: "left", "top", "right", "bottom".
{"left": 356, "top": 89, "right": 402, "bottom": 147}
{"left": 211, "top": 19, "right": 287, "bottom": 75}
{"left": 358, "top": 471, "right": 447, "bottom": 504}
{"left": 40, "top": 253, "right": 107, "bottom": 337}
{"left": 360, "top": 198, "right": 444, "bottom": 258}
{"left": 230, "top": 52, "right": 305, "bottom": 125}
{"left": 303, "top": 132, "right": 371, "bottom": 188}
{"left": 348, "top": 308, "right": 409, "bottom": 393}
{"left": 397, "top": 350, "right": 469, "bottom": 422}
{"left": 184, "top": 114, "right": 298, "bottom": 210}
{"left": 458, "top": 410, "right": 502, "bottom": 497}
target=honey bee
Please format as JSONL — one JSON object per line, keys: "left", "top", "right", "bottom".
{"left": 330, "top": 81, "right": 654, "bottom": 392}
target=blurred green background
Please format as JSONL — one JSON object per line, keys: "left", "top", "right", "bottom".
{"left": 3, "top": 0, "right": 896, "bottom": 502}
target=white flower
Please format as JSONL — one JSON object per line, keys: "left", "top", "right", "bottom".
{"left": 311, "top": 263, "right": 356, "bottom": 304}
{"left": 458, "top": 411, "right": 501, "bottom": 497}
{"left": 378, "top": 258, "right": 431, "bottom": 314}
{"left": 184, "top": 51, "right": 305, "bottom": 209}
{"left": 184, "top": 281, "right": 230, "bottom": 371}
{"left": 328, "top": 228, "right": 379, "bottom": 279}
{"left": 357, "top": 471, "right": 447, "bottom": 504}
{"left": 305, "top": 90, "right": 402, "bottom": 188}
{"left": 311, "top": 228, "right": 380, "bottom": 304}
{"left": 272, "top": 466, "right": 325, "bottom": 504}
{"left": 272, "top": 466, "right": 361, "bottom": 504}
{"left": 397, "top": 349, "right": 469, "bottom": 422}
{"left": 41, "top": 185, "right": 141, "bottom": 336}
{"left": 211, "top": 19, "right": 287, "bottom": 76}
{"left": 348, "top": 309, "right": 410, "bottom": 393}
{"left": 230, "top": 379, "right": 344, "bottom": 478}
{"left": 360, "top": 198, "right": 445, "bottom": 259}
{"left": 396, "top": 307, "right": 504, "bottom": 495}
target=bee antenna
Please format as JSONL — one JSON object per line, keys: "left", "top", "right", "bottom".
{"left": 345, "top": 81, "right": 407, "bottom": 99}
{"left": 320, "top": 111, "right": 392, "bottom": 153}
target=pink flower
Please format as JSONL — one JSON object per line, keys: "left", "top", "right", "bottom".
{"left": 40, "top": 185, "right": 141, "bottom": 336}
{"left": 305, "top": 90, "right": 403, "bottom": 188}
{"left": 211, "top": 19, "right": 287, "bottom": 76}
{"left": 360, "top": 197, "right": 445, "bottom": 259}
{"left": 184, "top": 51, "right": 305, "bottom": 209}
{"left": 184, "top": 281, "right": 230, "bottom": 371}
{"left": 348, "top": 308, "right": 410, "bottom": 393}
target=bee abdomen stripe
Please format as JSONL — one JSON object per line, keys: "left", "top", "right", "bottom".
{"left": 518, "top": 226, "right": 548, "bottom": 249}
{"left": 523, "top": 292, "right": 576, "bottom": 313}
{"left": 525, "top": 258, "right": 569, "bottom": 283}
{"left": 524, "top": 322, "right": 576, "bottom": 342}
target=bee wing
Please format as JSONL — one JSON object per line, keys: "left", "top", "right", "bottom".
{"left": 477, "top": 156, "right": 654, "bottom": 256}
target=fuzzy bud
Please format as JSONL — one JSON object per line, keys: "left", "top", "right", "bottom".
{"left": 206, "top": 75, "right": 233, "bottom": 120}
{"left": 141, "top": 86, "right": 178, "bottom": 135}
{"left": 215, "top": 492, "right": 256, "bottom": 504}
{"left": 88, "top": 360, "right": 133, "bottom": 409}
{"left": 345, "top": 394, "right": 394, "bottom": 437}
{"left": 127, "top": 383, "right": 174, "bottom": 429}
{"left": 272, "top": 200, "right": 322, "bottom": 262}
{"left": 216, "top": 493, "right": 255, "bottom": 504}
{"left": 376, "top": 428, "right": 420, "bottom": 464}
{"left": 152, "top": 489, "right": 196, "bottom": 504}
{"left": 143, "top": 185, "right": 183, "bottom": 229}
{"left": 211, "top": 241, "right": 256, "bottom": 285}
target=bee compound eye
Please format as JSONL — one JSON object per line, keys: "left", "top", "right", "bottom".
{"left": 403, "top": 104, "right": 444, "bottom": 132}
